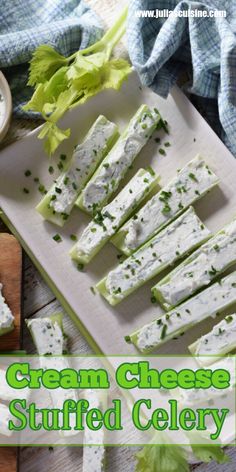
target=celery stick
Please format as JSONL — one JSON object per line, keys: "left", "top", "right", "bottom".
{"left": 189, "top": 314, "right": 236, "bottom": 365}
{"left": 112, "top": 155, "right": 219, "bottom": 255}
{"left": 36, "top": 115, "right": 119, "bottom": 226}
{"left": 0, "top": 283, "right": 14, "bottom": 336}
{"left": 97, "top": 207, "right": 210, "bottom": 306}
{"left": 82, "top": 390, "right": 107, "bottom": 472}
{"left": 26, "top": 312, "right": 66, "bottom": 355}
{"left": 129, "top": 271, "right": 236, "bottom": 353}
{"left": 76, "top": 105, "right": 163, "bottom": 214}
{"left": 152, "top": 217, "right": 236, "bottom": 310}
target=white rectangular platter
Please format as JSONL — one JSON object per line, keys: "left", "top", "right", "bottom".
{"left": 0, "top": 70, "right": 236, "bottom": 362}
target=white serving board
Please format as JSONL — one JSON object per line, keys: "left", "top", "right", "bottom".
{"left": 0, "top": 72, "right": 236, "bottom": 447}
{"left": 1, "top": 70, "right": 236, "bottom": 356}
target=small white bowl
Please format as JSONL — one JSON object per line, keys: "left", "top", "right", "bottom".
{"left": 0, "top": 71, "right": 12, "bottom": 143}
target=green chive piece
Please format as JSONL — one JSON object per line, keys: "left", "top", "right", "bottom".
{"left": 159, "top": 148, "right": 166, "bottom": 156}
{"left": 53, "top": 234, "right": 62, "bottom": 243}
{"left": 70, "top": 234, "right": 77, "bottom": 241}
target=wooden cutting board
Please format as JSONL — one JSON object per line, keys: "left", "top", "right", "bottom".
{"left": 0, "top": 232, "right": 22, "bottom": 472}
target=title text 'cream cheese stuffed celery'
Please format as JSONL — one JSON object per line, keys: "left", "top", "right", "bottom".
{"left": 189, "top": 314, "right": 236, "bottom": 366}
{"left": 129, "top": 271, "right": 236, "bottom": 353}
{"left": 36, "top": 116, "right": 119, "bottom": 226}
{"left": 0, "top": 283, "right": 14, "bottom": 336}
{"left": 112, "top": 155, "right": 219, "bottom": 255}
{"left": 152, "top": 217, "right": 236, "bottom": 310}
{"left": 76, "top": 105, "right": 163, "bottom": 214}
{"left": 97, "top": 207, "right": 210, "bottom": 305}
{"left": 70, "top": 168, "right": 159, "bottom": 264}
{"left": 23, "top": 7, "right": 131, "bottom": 156}
{"left": 82, "top": 390, "right": 107, "bottom": 472}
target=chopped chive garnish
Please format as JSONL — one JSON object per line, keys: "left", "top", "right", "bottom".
{"left": 164, "top": 142, "right": 171, "bottom": 147}
{"left": 53, "top": 234, "right": 62, "bottom": 243}
{"left": 23, "top": 187, "right": 29, "bottom": 194}
{"left": 60, "top": 154, "right": 67, "bottom": 161}
{"left": 34, "top": 177, "right": 39, "bottom": 183}
{"left": 154, "top": 137, "right": 160, "bottom": 143}
{"left": 77, "top": 263, "right": 84, "bottom": 271}
{"left": 147, "top": 166, "right": 155, "bottom": 176}
{"left": 151, "top": 296, "right": 156, "bottom": 304}
{"left": 160, "top": 324, "right": 167, "bottom": 340}
{"left": 90, "top": 286, "right": 96, "bottom": 295}
{"left": 124, "top": 335, "right": 131, "bottom": 343}
{"left": 162, "top": 203, "right": 171, "bottom": 214}
{"left": 48, "top": 166, "right": 54, "bottom": 174}
{"left": 38, "top": 184, "right": 46, "bottom": 194}
{"left": 24, "top": 170, "right": 31, "bottom": 177}
{"left": 189, "top": 172, "right": 198, "bottom": 182}
{"left": 57, "top": 162, "right": 64, "bottom": 171}
{"left": 70, "top": 234, "right": 77, "bottom": 241}
{"left": 159, "top": 148, "right": 166, "bottom": 156}
{"left": 55, "top": 187, "right": 62, "bottom": 194}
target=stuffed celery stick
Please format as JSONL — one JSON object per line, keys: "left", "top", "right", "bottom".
{"left": 36, "top": 115, "right": 119, "bottom": 226}
{"left": 26, "top": 314, "right": 79, "bottom": 436}
{"left": 129, "top": 271, "right": 236, "bottom": 353}
{"left": 152, "top": 217, "right": 236, "bottom": 310}
{"left": 82, "top": 390, "right": 107, "bottom": 472}
{"left": 26, "top": 312, "right": 66, "bottom": 355}
{"left": 76, "top": 105, "right": 163, "bottom": 214}
{"left": 178, "top": 356, "right": 235, "bottom": 405}
{"left": 112, "top": 155, "right": 219, "bottom": 255}
{"left": 97, "top": 207, "right": 210, "bottom": 305}
{"left": 189, "top": 314, "right": 236, "bottom": 366}
{"left": 0, "top": 283, "right": 14, "bottom": 336}
{"left": 70, "top": 167, "right": 159, "bottom": 264}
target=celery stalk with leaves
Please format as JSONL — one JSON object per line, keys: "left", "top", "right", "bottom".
{"left": 23, "top": 7, "right": 131, "bottom": 156}
{"left": 135, "top": 431, "right": 230, "bottom": 471}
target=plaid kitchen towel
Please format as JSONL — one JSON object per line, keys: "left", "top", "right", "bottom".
{"left": 127, "top": 0, "right": 236, "bottom": 157}
{"left": 0, "top": 0, "right": 103, "bottom": 117}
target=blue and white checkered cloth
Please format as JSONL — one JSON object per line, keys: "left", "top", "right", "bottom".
{"left": 0, "top": 0, "right": 103, "bottom": 118}
{"left": 127, "top": 0, "right": 236, "bottom": 156}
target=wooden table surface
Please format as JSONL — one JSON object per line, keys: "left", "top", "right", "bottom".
{"left": 0, "top": 1, "right": 235, "bottom": 470}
